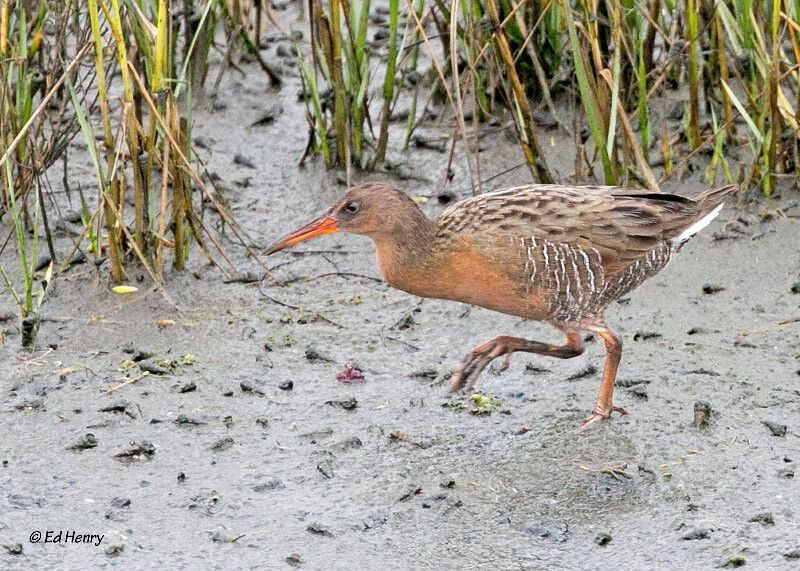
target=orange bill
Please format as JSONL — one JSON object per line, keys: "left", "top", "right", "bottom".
{"left": 265, "top": 216, "right": 339, "bottom": 255}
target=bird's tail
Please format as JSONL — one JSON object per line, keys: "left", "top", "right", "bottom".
{"left": 694, "top": 184, "right": 738, "bottom": 212}
{"left": 671, "top": 185, "right": 737, "bottom": 246}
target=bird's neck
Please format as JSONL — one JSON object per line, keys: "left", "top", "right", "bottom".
{"left": 372, "top": 211, "right": 436, "bottom": 290}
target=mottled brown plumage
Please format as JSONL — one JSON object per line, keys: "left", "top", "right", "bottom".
{"left": 266, "top": 182, "right": 736, "bottom": 425}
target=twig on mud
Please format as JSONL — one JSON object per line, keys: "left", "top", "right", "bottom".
{"left": 257, "top": 277, "right": 345, "bottom": 329}
{"left": 287, "top": 250, "right": 356, "bottom": 256}
{"left": 14, "top": 348, "right": 54, "bottom": 368}
{"left": 104, "top": 374, "right": 147, "bottom": 394}
{"left": 313, "top": 313, "right": 344, "bottom": 329}
{"left": 578, "top": 463, "right": 631, "bottom": 481}
{"left": 739, "top": 316, "right": 800, "bottom": 337}
{"left": 223, "top": 272, "right": 264, "bottom": 284}
{"left": 281, "top": 271, "right": 385, "bottom": 286}
{"left": 388, "top": 431, "right": 433, "bottom": 449}
{"left": 380, "top": 334, "right": 420, "bottom": 352}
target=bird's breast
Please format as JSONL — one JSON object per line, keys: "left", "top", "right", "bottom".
{"left": 375, "top": 241, "right": 549, "bottom": 320}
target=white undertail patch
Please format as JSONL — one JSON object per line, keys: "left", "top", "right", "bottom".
{"left": 671, "top": 203, "right": 724, "bottom": 246}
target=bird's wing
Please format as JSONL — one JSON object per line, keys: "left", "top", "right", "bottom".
{"left": 435, "top": 184, "right": 702, "bottom": 274}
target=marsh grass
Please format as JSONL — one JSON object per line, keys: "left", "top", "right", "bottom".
{"left": 299, "top": 0, "right": 797, "bottom": 195}
{"left": 0, "top": 0, "right": 277, "bottom": 345}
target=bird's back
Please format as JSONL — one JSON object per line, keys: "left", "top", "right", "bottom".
{"left": 433, "top": 184, "right": 735, "bottom": 323}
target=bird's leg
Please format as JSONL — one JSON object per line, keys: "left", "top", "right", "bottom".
{"left": 582, "top": 326, "right": 628, "bottom": 427}
{"left": 450, "top": 331, "right": 584, "bottom": 392}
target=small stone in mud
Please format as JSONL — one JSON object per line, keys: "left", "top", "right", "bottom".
{"left": 628, "top": 386, "right": 649, "bottom": 400}
{"left": 702, "top": 283, "right": 725, "bottom": 294}
{"left": 594, "top": 533, "right": 612, "bottom": 546}
{"left": 278, "top": 380, "right": 293, "bottom": 391}
{"left": 633, "top": 330, "right": 662, "bottom": 341}
{"left": 115, "top": 441, "right": 155, "bottom": 462}
{"left": 397, "top": 485, "right": 422, "bottom": 502}
{"left": 188, "top": 490, "right": 220, "bottom": 514}
{"left": 194, "top": 135, "right": 213, "bottom": 149}
{"left": 179, "top": 381, "right": 197, "bottom": 393}
{"left": 253, "top": 477, "right": 285, "bottom": 492}
{"left": 566, "top": 365, "right": 596, "bottom": 380}
{"left": 304, "top": 346, "right": 331, "bottom": 362}
{"left": 764, "top": 421, "right": 787, "bottom": 437}
{"left": 681, "top": 527, "right": 711, "bottom": 540}
{"left": 360, "top": 514, "right": 389, "bottom": 530}
{"left": 336, "top": 364, "right": 365, "bottom": 384}
{"left": 209, "top": 437, "right": 234, "bottom": 452}
{"left": 410, "top": 368, "right": 438, "bottom": 381}
{"left": 68, "top": 433, "right": 98, "bottom": 451}
{"left": 784, "top": 548, "right": 800, "bottom": 560}
{"left": 532, "top": 111, "right": 559, "bottom": 130}
{"left": 524, "top": 521, "right": 571, "bottom": 543}
{"left": 525, "top": 363, "right": 551, "bottom": 374}
{"left": 335, "top": 436, "right": 363, "bottom": 451}
{"left": 790, "top": 282, "right": 800, "bottom": 294}
{"left": 749, "top": 512, "right": 775, "bottom": 525}
{"left": 693, "top": 401, "right": 713, "bottom": 429}
{"left": 233, "top": 153, "right": 256, "bottom": 168}
{"left": 110, "top": 497, "right": 131, "bottom": 508}
{"left": 130, "top": 349, "right": 153, "bottom": 362}
{"left": 3, "top": 543, "right": 22, "bottom": 555}
{"left": 105, "top": 545, "right": 124, "bottom": 557}
{"left": 255, "top": 416, "right": 269, "bottom": 428}
{"left": 326, "top": 397, "right": 358, "bottom": 410}
{"left": 177, "top": 472, "right": 186, "bottom": 484}
{"left": 285, "top": 553, "right": 304, "bottom": 567}
{"left": 174, "top": 414, "right": 206, "bottom": 426}
{"left": 10, "top": 399, "right": 44, "bottom": 412}
{"left": 98, "top": 400, "right": 137, "bottom": 418}
{"left": 317, "top": 458, "right": 335, "bottom": 479}
{"left": 617, "top": 378, "right": 651, "bottom": 388}
{"left": 250, "top": 105, "right": 283, "bottom": 126}
{"left": 240, "top": 381, "right": 265, "bottom": 395}
{"left": 306, "top": 523, "right": 333, "bottom": 537}
{"left": 723, "top": 555, "right": 747, "bottom": 568}
{"left": 138, "top": 359, "right": 170, "bottom": 375}
{"left": 34, "top": 255, "right": 51, "bottom": 272}
{"left": 388, "top": 431, "right": 433, "bottom": 449}
{"left": 391, "top": 314, "right": 418, "bottom": 330}
{"left": 686, "top": 368, "right": 720, "bottom": 377}
{"left": 223, "top": 416, "right": 234, "bottom": 429}
{"left": 69, "top": 250, "right": 90, "bottom": 268}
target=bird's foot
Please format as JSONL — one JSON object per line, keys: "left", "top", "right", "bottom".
{"left": 449, "top": 338, "right": 515, "bottom": 393}
{"left": 581, "top": 404, "right": 628, "bottom": 428}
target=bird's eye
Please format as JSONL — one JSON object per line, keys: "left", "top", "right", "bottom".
{"left": 345, "top": 201, "right": 359, "bottom": 214}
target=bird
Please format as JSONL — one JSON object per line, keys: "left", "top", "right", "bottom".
{"left": 266, "top": 182, "right": 736, "bottom": 426}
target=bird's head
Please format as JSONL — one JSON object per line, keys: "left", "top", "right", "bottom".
{"left": 265, "top": 182, "right": 427, "bottom": 255}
